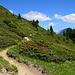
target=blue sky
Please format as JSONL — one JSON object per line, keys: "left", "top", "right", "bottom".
{"left": 0, "top": 0, "right": 75, "bottom": 33}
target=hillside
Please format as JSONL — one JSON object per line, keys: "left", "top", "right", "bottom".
{"left": 0, "top": 5, "right": 75, "bottom": 75}
{"left": 0, "top": 5, "right": 74, "bottom": 47}
{"left": 0, "top": 5, "right": 40, "bottom": 48}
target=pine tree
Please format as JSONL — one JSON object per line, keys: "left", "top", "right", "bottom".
{"left": 32, "top": 20, "right": 39, "bottom": 28}
{"left": 32, "top": 20, "right": 35, "bottom": 26}
{"left": 18, "top": 13, "right": 21, "bottom": 20}
{"left": 35, "top": 20, "right": 39, "bottom": 28}
{"left": 63, "top": 31, "right": 66, "bottom": 36}
{"left": 36, "top": 20, "right": 39, "bottom": 24}
{"left": 50, "top": 26, "right": 53, "bottom": 35}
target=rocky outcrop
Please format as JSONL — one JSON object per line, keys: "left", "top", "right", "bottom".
{"left": 0, "top": 64, "right": 17, "bottom": 75}
{"left": 7, "top": 53, "right": 50, "bottom": 75}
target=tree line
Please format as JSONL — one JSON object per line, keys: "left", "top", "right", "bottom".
{"left": 63, "top": 28, "right": 75, "bottom": 43}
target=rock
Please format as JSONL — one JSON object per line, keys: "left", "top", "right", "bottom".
{"left": 24, "top": 37, "right": 29, "bottom": 41}
{"left": 42, "top": 70, "right": 50, "bottom": 75}
{"left": 33, "top": 64, "right": 39, "bottom": 69}
{"left": 0, "top": 64, "right": 16, "bottom": 75}
{"left": 6, "top": 68, "right": 12, "bottom": 72}
{"left": 0, "top": 72, "right": 3, "bottom": 75}
{"left": 0, "top": 64, "right": 3, "bottom": 69}
{"left": 25, "top": 61, "right": 32, "bottom": 66}
{"left": 38, "top": 67, "right": 43, "bottom": 71}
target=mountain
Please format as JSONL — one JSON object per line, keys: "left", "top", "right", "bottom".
{"left": 58, "top": 28, "right": 67, "bottom": 35}
{"left": 0, "top": 5, "right": 75, "bottom": 61}
{"left": 0, "top": 5, "right": 75, "bottom": 75}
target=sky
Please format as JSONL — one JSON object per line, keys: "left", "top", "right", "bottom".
{"left": 0, "top": 0, "right": 75, "bottom": 33}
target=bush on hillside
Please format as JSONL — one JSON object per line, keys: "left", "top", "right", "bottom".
{"left": 9, "top": 28, "right": 25, "bottom": 37}
{"left": 14, "top": 40, "right": 75, "bottom": 63}
{"left": 8, "top": 22, "right": 17, "bottom": 28}
{"left": 3, "top": 19, "right": 11, "bottom": 25}
{"left": 3, "top": 19, "right": 17, "bottom": 28}
{"left": 0, "top": 36, "right": 16, "bottom": 48}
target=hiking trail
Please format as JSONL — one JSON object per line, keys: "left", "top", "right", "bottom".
{"left": 0, "top": 48, "right": 43, "bottom": 75}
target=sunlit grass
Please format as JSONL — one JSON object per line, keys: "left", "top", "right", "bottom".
{"left": 7, "top": 47, "right": 75, "bottom": 75}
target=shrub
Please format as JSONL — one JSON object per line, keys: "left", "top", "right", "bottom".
{"left": 9, "top": 28, "right": 25, "bottom": 37}
{"left": 3, "top": 19, "right": 17, "bottom": 28}
{"left": 0, "top": 36, "right": 16, "bottom": 48}
{"left": 3, "top": 19, "right": 11, "bottom": 25}
{"left": 8, "top": 22, "right": 17, "bottom": 28}
{"left": 16, "top": 41, "right": 75, "bottom": 63}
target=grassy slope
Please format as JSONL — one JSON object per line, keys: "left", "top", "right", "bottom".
{"left": 0, "top": 5, "right": 37, "bottom": 48}
{"left": 0, "top": 5, "right": 74, "bottom": 49}
{"left": 7, "top": 37, "right": 75, "bottom": 75}
{"left": 0, "top": 5, "right": 75, "bottom": 75}
{"left": 7, "top": 47, "right": 75, "bottom": 75}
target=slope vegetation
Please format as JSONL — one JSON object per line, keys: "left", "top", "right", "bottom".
{"left": 0, "top": 5, "right": 75, "bottom": 75}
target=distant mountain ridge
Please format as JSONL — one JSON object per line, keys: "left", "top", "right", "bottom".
{"left": 58, "top": 28, "right": 67, "bottom": 35}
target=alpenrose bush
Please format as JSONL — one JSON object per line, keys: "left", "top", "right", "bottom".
{"left": 0, "top": 36, "right": 16, "bottom": 48}
{"left": 16, "top": 41, "right": 75, "bottom": 63}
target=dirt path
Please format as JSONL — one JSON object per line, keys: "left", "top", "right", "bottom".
{"left": 0, "top": 48, "right": 43, "bottom": 75}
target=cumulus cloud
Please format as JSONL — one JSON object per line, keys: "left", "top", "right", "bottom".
{"left": 22, "top": 11, "right": 51, "bottom": 21}
{"left": 49, "top": 22, "right": 56, "bottom": 26}
{"left": 54, "top": 13, "right": 75, "bottom": 23}
{"left": 9, "top": 10, "right": 13, "bottom": 13}
{"left": 54, "top": 14, "right": 62, "bottom": 19}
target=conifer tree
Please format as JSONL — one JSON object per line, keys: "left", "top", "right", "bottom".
{"left": 63, "top": 31, "right": 66, "bottom": 36}
{"left": 50, "top": 26, "right": 53, "bottom": 35}
{"left": 32, "top": 20, "right": 39, "bottom": 28}
{"left": 18, "top": 13, "right": 21, "bottom": 20}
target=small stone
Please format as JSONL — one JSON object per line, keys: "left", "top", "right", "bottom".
{"left": 0, "top": 72, "right": 3, "bottom": 75}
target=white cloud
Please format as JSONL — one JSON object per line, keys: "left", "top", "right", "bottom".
{"left": 49, "top": 22, "right": 56, "bottom": 26}
{"left": 9, "top": 10, "right": 13, "bottom": 13}
{"left": 22, "top": 11, "right": 51, "bottom": 21}
{"left": 54, "top": 14, "right": 62, "bottom": 19}
{"left": 54, "top": 13, "right": 75, "bottom": 23}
